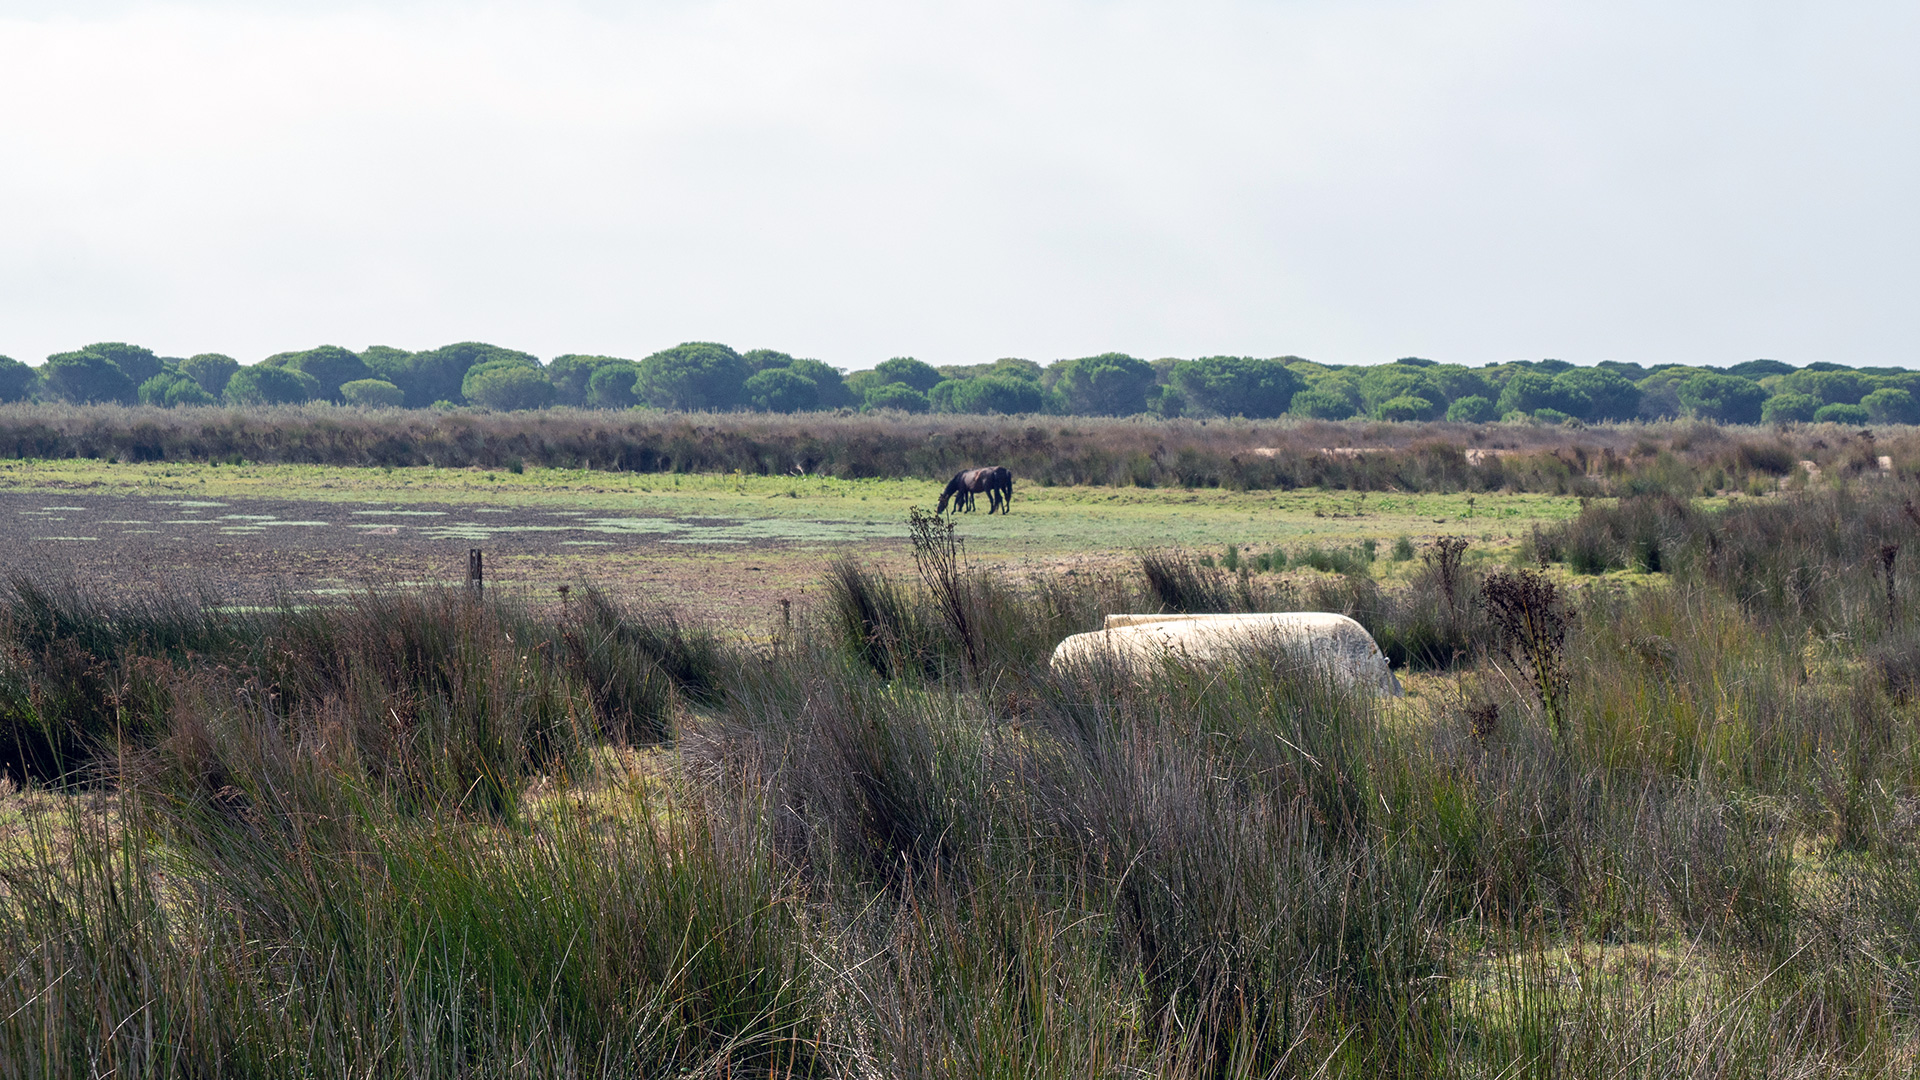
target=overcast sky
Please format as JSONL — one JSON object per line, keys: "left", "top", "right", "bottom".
{"left": 1, "top": 1, "right": 1915, "bottom": 371}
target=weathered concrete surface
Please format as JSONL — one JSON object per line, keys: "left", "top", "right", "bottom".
{"left": 1050, "top": 612, "right": 1402, "bottom": 696}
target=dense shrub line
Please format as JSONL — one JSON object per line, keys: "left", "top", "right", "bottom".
{"left": 4, "top": 402, "right": 1919, "bottom": 493}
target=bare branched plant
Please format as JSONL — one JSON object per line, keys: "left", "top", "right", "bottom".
{"left": 908, "top": 506, "right": 978, "bottom": 672}
{"left": 1423, "top": 536, "right": 1470, "bottom": 614}
{"left": 1478, "top": 569, "right": 1571, "bottom": 735}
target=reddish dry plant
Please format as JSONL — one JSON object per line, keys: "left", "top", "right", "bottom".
{"left": 1478, "top": 569, "right": 1570, "bottom": 735}
{"left": 1422, "top": 536, "right": 1470, "bottom": 612}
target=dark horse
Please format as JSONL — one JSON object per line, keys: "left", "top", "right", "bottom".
{"left": 936, "top": 466, "right": 1014, "bottom": 514}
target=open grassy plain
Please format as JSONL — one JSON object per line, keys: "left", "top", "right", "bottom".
{"left": 0, "top": 459, "right": 1582, "bottom": 621}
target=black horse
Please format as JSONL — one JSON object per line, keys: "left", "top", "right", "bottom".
{"left": 936, "top": 467, "right": 1014, "bottom": 514}
{"left": 981, "top": 466, "right": 1013, "bottom": 513}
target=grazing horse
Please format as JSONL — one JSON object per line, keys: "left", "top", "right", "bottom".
{"left": 937, "top": 468, "right": 991, "bottom": 514}
{"left": 981, "top": 466, "right": 1014, "bottom": 514}
{"left": 937, "top": 466, "right": 1015, "bottom": 515}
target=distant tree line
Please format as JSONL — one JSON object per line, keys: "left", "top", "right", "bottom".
{"left": 1, "top": 341, "right": 1915, "bottom": 424}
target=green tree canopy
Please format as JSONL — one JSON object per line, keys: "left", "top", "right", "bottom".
{"left": 587, "top": 363, "right": 642, "bottom": 409}
{"left": 464, "top": 363, "right": 555, "bottom": 411}
{"left": 870, "top": 356, "right": 944, "bottom": 393}
{"left": 1779, "top": 369, "right": 1870, "bottom": 405}
{"left": 1814, "top": 402, "right": 1870, "bottom": 424}
{"left": 1549, "top": 368, "right": 1640, "bottom": 421}
{"left": 358, "top": 346, "right": 414, "bottom": 387}
{"left": 180, "top": 354, "right": 239, "bottom": 397}
{"left": 1596, "top": 360, "right": 1649, "bottom": 381}
{"left": 283, "top": 346, "right": 373, "bottom": 402}
{"left": 1055, "top": 353, "right": 1155, "bottom": 416}
{"left": 742, "top": 349, "right": 796, "bottom": 372}
{"left": 137, "top": 373, "right": 187, "bottom": 406}
{"left": 340, "top": 379, "right": 405, "bottom": 408}
{"left": 164, "top": 379, "right": 215, "bottom": 406}
{"left": 1760, "top": 392, "right": 1819, "bottom": 424}
{"left": 545, "top": 355, "right": 631, "bottom": 407}
{"left": 1676, "top": 373, "right": 1766, "bottom": 424}
{"left": 1168, "top": 357, "right": 1301, "bottom": 418}
{"left": 1863, "top": 387, "right": 1920, "bottom": 424}
{"left": 744, "top": 368, "right": 819, "bottom": 413}
{"left": 0, "top": 357, "right": 35, "bottom": 403}
{"left": 938, "top": 375, "right": 1045, "bottom": 415}
{"left": 388, "top": 342, "right": 536, "bottom": 407}
{"left": 1726, "top": 359, "right": 1794, "bottom": 379}
{"left": 460, "top": 354, "right": 542, "bottom": 402}
{"left": 1289, "top": 387, "right": 1358, "bottom": 420}
{"left": 76, "top": 343, "right": 163, "bottom": 387}
{"left": 1376, "top": 395, "right": 1440, "bottom": 422}
{"left": 1445, "top": 395, "right": 1498, "bottom": 423}
{"left": 1632, "top": 366, "right": 1708, "bottom": 420}
{"left": 43, "top": 351, "right": 136, "bottom": 404}
{"left": 1355, "top": 365, "right": 1436, "bottom": 412}
{"left": 1495, "top": 371, "right": 1556, "bottom": 416}
{"left": 938, "top": 358, "right": 1043, "bottom": 383}
{"left": 225, "top": 365, "right": 317, "bottom": 405}
{"left": 636, "top": 342, "right": 749, "bottom": 411}
{"left": 862, "top": 383, "right": 929, "bottom": 413}
{"left": 1422, "top": 364, "right": 1492, "bottom": 404}
{"left": 787, "top": 359, "right": 853, "bottom": 408}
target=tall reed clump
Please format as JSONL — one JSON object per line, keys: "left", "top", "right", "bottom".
{"left": 0, "top": 580, "right": 614, "bottom": 816}
{"left": 1139, "top": 549, "right": 1262, "bottom": 613}
{"left": 0, "top": 772, "right": 828, "bottom": 1076}
{"left": 557, "top": 584, "right": 732, "bottom": 743}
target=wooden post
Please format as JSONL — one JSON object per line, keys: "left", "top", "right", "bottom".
{"left": 467, "top": 548, "right": 484, "bottom": 592}
{"left": 780, "top": 598, "right": 792, "bottom": 633}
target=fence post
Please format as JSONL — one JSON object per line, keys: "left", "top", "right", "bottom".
{"left": 467, "top": 549, "right": 484, "bottom": 592}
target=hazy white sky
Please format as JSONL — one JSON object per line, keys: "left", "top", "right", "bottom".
{"left": 1, "top": 0, "right": 1915, "bottom": 370}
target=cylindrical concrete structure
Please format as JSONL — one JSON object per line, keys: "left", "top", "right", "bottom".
{"left": 1050, "top": 612, "right": 1402, "bottom": 696}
